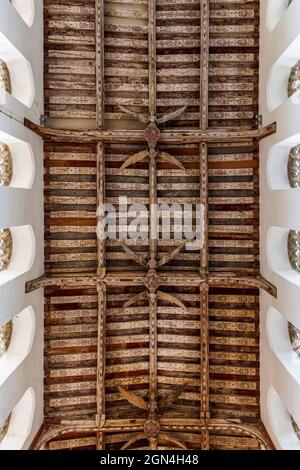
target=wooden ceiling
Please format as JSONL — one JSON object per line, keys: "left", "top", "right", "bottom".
{"left": 28, "top": 0, "right": 277, "bottom": 451}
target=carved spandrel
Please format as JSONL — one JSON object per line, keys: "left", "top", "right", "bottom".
{"left": 0, "top": 320, "right": 13, "bottom": 357}
{"left": 288, "top": 230, "right": 300, "bottom": 273}
{"left": 0, "top": 229, "right": 13, "bottom": 272}
{"left": 288, "top": 145, "right": 300, "bottom": 188}
{"left": 288, "top": 61, "right": 300, "bottom": 99}
{"left": 0, "top": 143, "right": 13, "bottom": 187}
{"left": 0, "top": 59, "right": 11, "bottom": 93}
{"left": 288, "top": 322, "right": 300, "bottom": 357}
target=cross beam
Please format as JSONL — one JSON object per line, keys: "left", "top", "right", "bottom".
{"left": 25, "top": 119, "right": 276, "bottom": 144}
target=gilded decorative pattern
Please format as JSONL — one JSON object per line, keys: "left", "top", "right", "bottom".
{"left": 0, "top": 142, "right": 13, "bottom": 187}
{"left": 0, "top": 320, "right": 13, "bottom": 357}
{"left": 0, "top": 228, "right": 13, "bottom": 272}
{"left": 288, "top": 145, "right": 300, "bottom": 188}
{"left": 0, "top": 414, "right": 11, "bottom": 444}
{"left": 0, "top": 59, "right": 11, "bottom": 93}
{"left": 288, "top": 230, "right": 300, "bottom": 273}
{"left": 288, "top": 322, "right": 300, "bottom": 357}
{"left": 288, "top": 61, "right": 300, "bottom": 98}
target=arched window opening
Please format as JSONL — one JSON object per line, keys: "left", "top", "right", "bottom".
{"left": 0, "top": 387, "right": 35, "bottom": 450}
{"left": 0, "top": 142, "right": 13, "bottom": 187}
{"left": 0, "top": 131, "right": 35, "bottom": 189}
{"left": 288, "top": 61, "right": 300, "bottom": 99}
{"left": 0, "top": 228, "right": 13, "bottom": 272}
{"left": 288, "top": 322, "right": 300, "bottom": 357}
{"left": 268, "top": 387, "right": 300, "bottom": 450}
{"left": 288, "top": 145, "right": 300, "bottom": 188}
{"left": 288, "top": 230, "right": 300, "bottom": 273}
{"left": 10, "top": 0, "right": 35, "bottom": 28}
{"left": 267, "top": 30, "right": 300, "bottom": 111}
{"left": 0, "top": 59, "right": 11, "bottom": 93}
{"left": 266, "top": 0, "right": 293, "bottom": 32}
{"left": 0, "top": 307, "right": 36, "bottom": 386}
{"left": 0, "top": 33, "right": 35, "bottom": 108}
{"left": 266, "top": 306, "right": 300, "bottom": 382}
{"left": 0, "top": 320, "right": 13, "bottom": 357}
{"left": 0, "top": 414, "right": 11, "bottom": 444}
{"left": 0, "top": 225, "right": 35, "bottom": 287}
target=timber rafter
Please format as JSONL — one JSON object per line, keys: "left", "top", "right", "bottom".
{"left": 35, "top": 418, "right": 271, "bottom": 451}
{"left": 26, "top": 273, "right": 277, "bottom": 298}
{"left": 25, "top": 119, "right": 276, "bottom": 144}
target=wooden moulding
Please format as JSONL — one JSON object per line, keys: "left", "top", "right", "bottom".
{"left": 200, "top": 282, "right": 210, "bottom": 450}
{"left": 96, "top": 282, "right": 106, "bottom": 429}
{"left": 148, "top": 0, "right": 156, "bottom": 117}
{"left": 26, "top": 273, "right": 277, "bottom": 297}
{"left": 207, "top": 274, "right": 277, "bottom": 298}
{"left": 25, "top": 119, "right": 277, "bottom": 144}
{"left": 200, "top": 143, "right": 208, "bottom": 275}
{"left": 95, "top": 0, "right": 104, "bottom": 128}
{"left": 96, "top": 142, "right": 106, "bottom": 277}
{"left": 200, "top": 0, "right": 209, "bottom": 130}
{"left": 34, "top": 419, "right": 272, "bottom": 450}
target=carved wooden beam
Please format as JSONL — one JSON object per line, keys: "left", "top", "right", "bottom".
{"left": 34, "top": 419, "right": 271, "bottom": 450}
{"left": 26, "top": 273, "right": 277, "bottom": 297}
{"left": 208, "top": 274, "right": 277, "bottom": 298}
{"left": 96, "top": 282, "right": 106, "bottom": 428}
{"left": 35, "top": 425, "right": 98, "bottom": 450}
{"left": 200, "top": 282, "right": 210, "bottom": 450}
{"left": 95, "top": 0, "right": 104, "bottom": 128}
{"left": 206, "top": 420, "right": 270, "bottom": 451}
{"left": 25, "top": 274, "right": 99, "bottom": 292}
{"left": 149, "top": 150, "right": 158, "bottom": 266}
{"left": 148, "top": 0, "right": 156, "bottom": 118}
{"left": 200, "top": 143, "right": 209, "bottom": 275}
{"left": 25, "top": 119, "right": 277, "bottom": 144}
{"left": 97, "top": 143, "right": 106, "bottom": 277}
{"left": 149, "top": 293, "right": 158, "bottom": 408}
{"left": 200, "top": 0, "right": 209, "bottom": 129}
{"left": 96, "top": 431, "right": 105, "bottom": 450}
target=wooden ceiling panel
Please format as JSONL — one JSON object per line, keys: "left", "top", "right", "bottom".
{"left": 208, "top": 141, "right": 259, "bottom": 274}
{"left": 33, "top": 0, "right": 277, "bottom": 451}
{"left": 44, "top": 0, "right": 97, "bottom": 124}
{"left": 45, "top": 142, "right": 98, "bottom": 274}
{"left": 209, "top": 286, "right": 260, "bottom": 423}
{"left": 156, "top": 0, "right": 201, "bottom": 128}
{"left": 44, "top": 287, "right": 98, "bottom": 421}
{"left": 105, "top": 285, "right": 150, "bottom": 419}
{"left": 104, "top": 0, "right": 149, "bottom": 128}
{"left": 208, "top": 0, "right": 259, "bottom": 129}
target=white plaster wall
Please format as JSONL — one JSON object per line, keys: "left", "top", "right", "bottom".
{"left": 260, "top": 0, "right": 300, "bottom": 449}
{"left": 260, "top": 293, "right": 300, "bottom": 450}
{"left": 0, "top": 0, "right": 44, "bottom": 450}
{"left": 0, "top": 0, "right": 43, "bottom": 123}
